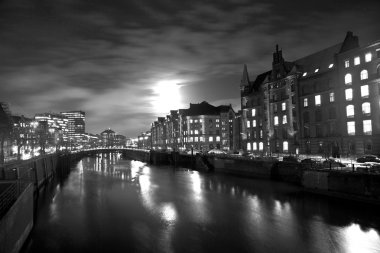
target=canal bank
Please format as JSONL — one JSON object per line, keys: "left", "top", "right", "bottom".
{"left": 131, "top": 150, "right": 380, "bottom": 205}
{"left": 0, "top": 153, "right": 80, "bottom": 253}
{"left": 21, "top": 153, "right": 380, "bottom": 253}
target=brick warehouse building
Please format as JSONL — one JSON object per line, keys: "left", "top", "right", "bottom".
{"left": 241, "top": 32, "right": 380, "bottom": 157}
{"left": 151, "top": 101, "right": 237, "bottom": 152}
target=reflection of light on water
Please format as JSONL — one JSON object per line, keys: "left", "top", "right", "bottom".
{"left": 139, "top": 175, "right": 155, "bottom": 211}
{"left": 131, "top": 160, "right": 145, "bottom": 179}
{"left": 77, "top": 160, "right": 83, "bottom": 174}
{"left": 161, "top": 203, "right": 177, "bottom": 223}
{"left": 343, "top": 223, "right": 380, "bottom": 253}
{"left": 190, "top": 172, "right": 202, "bottom": 195}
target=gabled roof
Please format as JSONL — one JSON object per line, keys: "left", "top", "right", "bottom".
{"left": 183, "top": 101, "right": 234, "bottom": 116}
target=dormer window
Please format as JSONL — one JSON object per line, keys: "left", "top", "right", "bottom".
{"left": 302, "top": 72, "right": 307, "bottom": 77}
{"left": 328, "top": 63, "right": 334, "bottom": 68}
{"left": 314, "top": 68, "right": 319, "bottom": 73}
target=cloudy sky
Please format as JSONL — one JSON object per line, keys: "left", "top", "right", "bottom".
{"left": 0, "top": 0, "right": 379, "bottom": 137}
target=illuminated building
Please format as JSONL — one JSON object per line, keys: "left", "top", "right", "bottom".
{"left": 60, "top": 111, "right": 85, "bottom": 142}
{"left": 100, "top": 128, "right": 115, "bottom": 147}
{"left": 137, "top": 131, "right": 151, "bottom": 149}
{"left": 241, "top": 32, "right": 380, "bottom": 157}
{"left": 151, "top": 101, "right": 236, "bottom": 152}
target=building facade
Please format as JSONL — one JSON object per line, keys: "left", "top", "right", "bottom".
{"left": 60, "top": 111, "right": 85, "bottom": 142}
{"left": 150, "top": 101, "right": 237, "bottom": 152}
{"left": 241, "top": 32, "right": 380, "bottom": 157}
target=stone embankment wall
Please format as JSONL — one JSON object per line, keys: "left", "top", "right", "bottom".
{"left": 125, "top": 150, "right": 380, "bottom": 204}
{"left": 0, "top": 153, "right": 78, "bottom": 253}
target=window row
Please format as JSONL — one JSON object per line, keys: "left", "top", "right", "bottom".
{"left": 344, "top": 53, "right": 372, "bottom": 68}
{"left": 344, "top": 70, "right": 369, "bottom": 84}
{"left": 274, "top": 115, "right": 288, "bottom": 126}
{"left": 347, "top": 120, "right": 372, "bottom": 135}
{"left": 346, "top": 103, "right": 371, "bottom": 117}
{"left": 247, "top": 142, "right": 264, "bottom": 151}
{"left": 303, "top": 92, "right": 335, "bottom": 107}
{"left": 187, "top": 136, "right": 222, "bottom": 142}
{"left": 345, "top": 85, "right": 369, "bottom": 100}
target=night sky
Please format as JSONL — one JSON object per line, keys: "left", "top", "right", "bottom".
{"left": 0, "top": 0, "right": 379, "bottom": 137}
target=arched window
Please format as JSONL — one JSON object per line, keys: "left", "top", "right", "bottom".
{"left": 259, "top": 142, "right": 263, "bottom": 151}
{"left": 274, "top": 116, "right": 279, "bottom": 126}
{"left": 360, "top": 70, "right": 368, "bottom": 80}
{"left": 362, "top": 102, "right": 371, "bottom": 114}
{"left": 346, "top": 105, "right": 354, "bottom": 118}
{"left": 253, "top": 142, "right": 257, "bottom": 151}
{"left": 247, "top": 142, "right": 251, "bottom": 151}
{"left": 345, "top": 88, "right": 353, "bottom": 101}
{"left": 345, "top": 73, "right": 352, "bottom": 84}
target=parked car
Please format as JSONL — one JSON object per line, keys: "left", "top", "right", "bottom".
{"left": 283, "top": 156, "right": 300, "bottom": 163}
{"left": 322, "top": 158, "right": 346, "bottom": 168}
{"left": 356, "top": 155, "right": 380, "bottom": 163}
{"left": 208, "top": 149, "right": 227, "bottom": 155}
{"left": 186, "top": 149, "right": 201, "bottom": 155}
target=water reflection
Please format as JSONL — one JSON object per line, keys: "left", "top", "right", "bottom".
{"left": 24, "top": 154, "right": 380, "bottom": 253}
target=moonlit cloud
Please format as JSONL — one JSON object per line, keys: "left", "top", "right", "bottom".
{"left": 0, "top": 0, "right": 379, "bottom": 136}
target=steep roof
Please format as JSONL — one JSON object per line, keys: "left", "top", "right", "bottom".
{"left": 184, "top": 101, "right": 233, "bottom": 116}
{"left": 294, "top": 43, "right": 342, "bottom": 73}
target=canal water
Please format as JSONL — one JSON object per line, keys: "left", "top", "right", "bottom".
{"left": 22, "top": 153, "right": 380, "bottom": 253}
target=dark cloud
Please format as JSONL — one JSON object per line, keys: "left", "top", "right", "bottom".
{"left": 0, "top": 0, "right": 379, "bottom": 136}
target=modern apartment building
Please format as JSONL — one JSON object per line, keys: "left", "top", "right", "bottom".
{"left": 60, "top": 111, "right": 85, "bottom": 141}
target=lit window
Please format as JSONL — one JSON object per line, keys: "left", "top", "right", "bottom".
{"left": 282, "top": 102, "right": 286, "bottom": 111}
{"left": 216, "top": 136, "right": 220, "bottom": 142}
{"left": 329, "top": 92, "right": 335, "bottom": 102}
{"left": 209, "top": 136, "right": 213, "bottom": 142}
{"left": 344, "top": 60, "right": 349, "bottom": 68}
{"left": 315, "top": 68, "right": 319, "bottom": 73}
{"left": 344, "top": 73, "right": 352, "bottom": 84}
{"left": 260, "top": 130, "right": 263, "bottom": 138}
{"left": 200, "top": 136, "right": 205, "bottom": 142}
{"left": 190, "top": 130, "right": 194, "bottom": 135}
{"left": 328, "top": 63, "right": 334, "bottom": 68}
{"left": 283, "top": 141, "right": 288, "bottom": 152}
{"left": 315, "top": 95, "right": 321, "bottom": 106}
{"left": 259, "top": 142, "right": 263, "bottom": 151}
{"left": 247, "top": 120, "right": 250, "bottom": 128}
{"left": 362, "top": 102, "right": 371, "bottom": 114}
{"left": 354, "top": 56, "right": 360, "bottom": 65}
{"left": 274, "top": 116, "right": 279, "bottom": 126}
{"left": 247, "top": 143, "right": 251, "bottom": 151}
{"left": 302, "top": 72, "right": 307, "bottom": 77}
{"left": 194, "top": 130, "right": 199, "bottom": 135}
{"left": 195, "top": 137, "right": 199, "bottom": 142}
{"left": 282, "top": 115, "right": 287, "bottom": 124}
{"left": 347, "top": 121, "right": 355, "bottom": 135}
{"left": 216, "top": 119, "right": 219, "bottom": 122}
{"left": 252, "top": 109, "right": 256, "bottom": 117}
{"left": 304, "top": 98, "right": 308, "bottom": 107}
{"left": 346, "top": 105, "right": 355, "bottom": 118}
{"left": 190, "top": 119, "right": 193, "bottom": 123}
{"left": 195, "top": 119, "right": 198, "bottom": 123}
{"left": 363, "top": 120, "right": 372, "bottom": 135}
{"left": 253, "top": 142, "right": 257, "bottom": 151}
{"left": 253, "top": 120, "right": 256, "bottom": 127}
{"left": 361, "top": 85, "right": 369, "bottom": 97}
{"left": 345, "top": 88, "right": 353, "bottom": 101}
{"left": 365, "top": 53, "right": 372, "bottom": 62}
{"left": 360, "top": 70, "right": 368, "bottom": 80}
{"left": 199, "top": 119, "right": 203, "bottom": 123}
{"left": 189, "top": 137, "right": 193, "bottom": 142}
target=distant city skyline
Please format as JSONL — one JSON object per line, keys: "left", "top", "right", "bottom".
{"left": 0, "top": 0, "right": 379, "bottom": 136}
